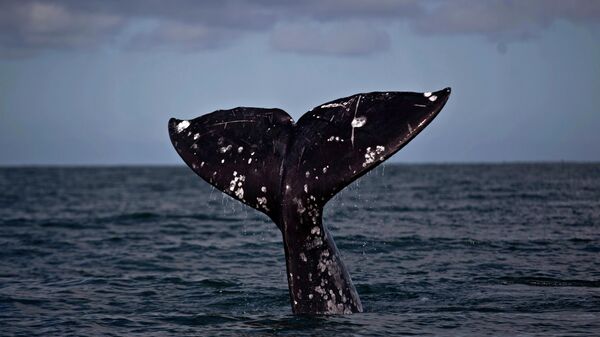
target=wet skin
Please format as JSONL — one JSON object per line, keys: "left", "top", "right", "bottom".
{"left": 168, "top": 88, "right": 451, "bottom": 314}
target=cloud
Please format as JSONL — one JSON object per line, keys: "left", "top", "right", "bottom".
{"left": 0, "top": 0, "right": 598, "bottom": 57}
{"left": 412, "top": 0, "right": 600, "bottom": 44}
{"left": 127, "top": 22, "right": 241, "bottom": 52}
{"left": 262, "top": 0, "right": 423, "bottom": 21}
{"left": 0, "top": 1, "right": 124, "bottom": 56}
{"left": 270, "top": 22, "right": 390, "bottom": 56}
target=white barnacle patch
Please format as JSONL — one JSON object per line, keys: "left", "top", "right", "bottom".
{"left": 311, "top": 226, "right": 321, "bottom": 235}
{"left": 256, "top": 196, "right": 268, "bottom": 211}
{"left": 176, "top": 120, "right": 190, "bottom": 133}
{"left": 300, "top": 252, "right": 307, "bottom": 262}
{"left": 317, "top": 260, "right": 328, "bottom": 273}
{"left": 305, "top": 171, "right": 310, "bottom": 178}
{"left": 237, "top": 146, "right": 244, "bottom": 153}
{"left": 424, "top": 92, "right": 432, "bottom": 98}
{"left": 292, "top": 198, "right": 306, "bottom": 214}
{"left": 363, "top": 147, "right": 376, "bottom": 167}
{"left": 362, "top": 146, "right": 386, "bottom": 167}
{"left": 351, "top": 116, "right": 367, "bottom": 128}
{"left": 219, "top": 144, "right": 232, "bottom": 153}
{"left": 235, "top": 188, "right": 244, "bottom": 199}
{"left": 229, "top": 172, "right": 246, "bottom": 200}
{"left": 428, "top": 95, "right": 438, "bottom": 102}
{"left": 327, "top": 136, "right": 343, "bottom": 142}
{"left": 200, "top": 161, "right": 205, "bottom": 168}
{"left": 248, "top": 158, "right": 252, "bottom": 164}
{"left": 193, "top": 133, "right": 200, "bottom": 140}
{"left": 322, "top": 166, "right": 329, "bottom": 174}
{"left": 305, "top": 204, "right": 320, "bottom": 226}
{"left": 320, "top": 102, "right": 345, "bottom": 109}
{"left": 304, "top": 184, "right": 308, "bottom": 193}
{"left": 261, "top": 186, "right": 267, "bottom": 193}
{"left": 305, "top": 236, "right": 323, "bottom": 250}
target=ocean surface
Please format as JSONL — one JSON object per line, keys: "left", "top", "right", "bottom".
{"left": 1, "top": 164, "right": 599, "bottom": 336}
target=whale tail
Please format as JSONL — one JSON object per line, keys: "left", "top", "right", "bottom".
{"left": 168, "top": 88, "right": 451, "bottom": 314}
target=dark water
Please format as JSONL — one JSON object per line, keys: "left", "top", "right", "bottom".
{"left": 1, "top": 164, "right": 599, "bottom": 336}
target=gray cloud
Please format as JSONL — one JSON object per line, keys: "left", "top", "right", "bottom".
{"left": 0, "top": 0, "right": 598, "bottom": 57}
{"left": 413, "top": 0, "right": 600, "bottom": 44}
{"left": 270, "top": 22, "right": 390, "bottom": 56}
{"left": 127, "top": 22, "right": 242, "bottom": 52}
{"left": 259, "top": 0, "right": 423, "bottom": 22}
{"left": 0, "top": 1, "right": 125, "bottom": 56}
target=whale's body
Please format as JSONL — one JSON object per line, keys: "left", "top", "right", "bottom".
{"left": 168, "top": 88, "right": 451, "bottom": 314}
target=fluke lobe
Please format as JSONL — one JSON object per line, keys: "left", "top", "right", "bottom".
{"left": 168, "top": 88, "right": 451, "bottom": 314}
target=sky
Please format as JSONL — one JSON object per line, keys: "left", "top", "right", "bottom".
{"left": 0, "top": 0, "right": 599, "bottom": 165}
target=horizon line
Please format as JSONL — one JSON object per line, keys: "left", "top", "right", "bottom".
{"left": 1, "top": 160, "right": 599, "bottom": 168}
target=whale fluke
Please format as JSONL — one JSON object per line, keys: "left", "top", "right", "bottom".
{"left": 168, "top": 88, "right": 451, "bottom": 314}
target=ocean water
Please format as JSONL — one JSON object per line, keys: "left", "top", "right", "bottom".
{"left": 1, "top": 164, "right": 599, "bottom": 336}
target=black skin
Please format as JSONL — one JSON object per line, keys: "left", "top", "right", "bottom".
{"left": 168, "top": 88, "right": 451, "bottom": 314}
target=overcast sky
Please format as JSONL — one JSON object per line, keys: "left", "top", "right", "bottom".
{"left": 1, "top": 0, "right": 599, "bottom": 165}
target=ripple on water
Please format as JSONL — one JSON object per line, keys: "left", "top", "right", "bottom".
{"left": 0, "top": 164, "right": 599, "bottom": 336}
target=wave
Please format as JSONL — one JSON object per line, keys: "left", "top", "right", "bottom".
{"left": 499, "top": 276, "right": 600, "bottom": 287}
